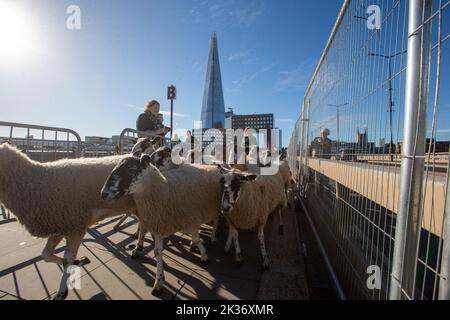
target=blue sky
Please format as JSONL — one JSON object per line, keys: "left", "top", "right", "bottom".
{"left": 0, "top": 0, "right": 345, "bottom": 147}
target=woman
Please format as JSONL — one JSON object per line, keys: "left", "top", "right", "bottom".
{"left": 136, "top": 100, "right": 170, "bottom": 138}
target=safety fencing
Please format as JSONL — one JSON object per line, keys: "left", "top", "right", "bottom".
{"left": 0, "top": 122, "right": 170, "bottom": 224}
{"left": 288, "top": 0, "right": 450, "bottom": 300}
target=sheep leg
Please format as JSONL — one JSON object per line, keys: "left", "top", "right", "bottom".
{"left": 113, "top": 213, "right": 129, "bottom": 231}
{"left": 190, "top": 229, "right": 208, "bottom": 264}
{"left": 131, "top": 225, "right": 147, "bottom": 259}
{"left": 152, "top": 235, "right": 165, "bottom": 296}
{"left": 53, "top": 234, "right": 84, "bottom": 300}
{"left": 257, "top": 225, "right": 270, "bottom": 271}
{"left": 278, "top": 207, "right": 284, "bottom": 235}
{"left": 132, "top": 224, "right": 140, "bottom": 239}
{"left": 41, "top": 235, "right": 64, "bottom": 265}
{"left": 210, "top": 217, "right": 219, "bottom": 245}
{"left": 224, "top": 226, "right": 233, "bottom": 255}
{"left": 230, "top": 226, "right": 243, "bottom": 266}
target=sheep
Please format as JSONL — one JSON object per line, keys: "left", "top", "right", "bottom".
{"left": 0, "top": 143, "right": 137, "bottom": 300}
{"left": 131, "top": 137, "right": 221, "bottom": 246}
{"left": 217, "top": 159, "right": 289, "bottom": 270}
{"left": 100, "top": 154, "right": 224, "bottom": 295}
{"left": 112, "top": 136, "right": 162, "bottom": 232}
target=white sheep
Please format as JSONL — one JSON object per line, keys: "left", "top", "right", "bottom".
{"left": 0, "top": 143, "right": 137, "bottom": 300}
{"left": 127, "top": 139, "right": 220, "bottom": 257}
{"left": 100, "top": 154, "right": 224, "bottom": 295}
{"left": 217, "top": 159, "right": 289, "bottom": 270}
{"left": 112, "top": 136, "right": 161, "bottom": 232}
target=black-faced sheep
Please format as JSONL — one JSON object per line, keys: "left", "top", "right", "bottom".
{"left": 100, "top": 154, "right": 223, "bottom": 295}
{"left": 217, "top": 159, "right": 289, "bottom": 270}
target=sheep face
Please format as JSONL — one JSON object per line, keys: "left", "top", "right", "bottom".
{"left": 148, "top": 146, "right": 173, "bottom": 169}
{"left": 101, "top": 156, "right": 143, "bottom": 202}
{"left": 131, "top": 137, "right": 161, "bottom": 156}
{"left": 218, "top": 166, "right": 257, "bottom": 214}
{"left": 101, "top": 151, "right": 169, "bottom": 202}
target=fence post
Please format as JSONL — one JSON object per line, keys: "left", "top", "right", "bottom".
{"left": 438, "top": 150, "right": 450, "bottom": 300}
{"left": 389, "top": 0, "right": 433, "bottom": 300}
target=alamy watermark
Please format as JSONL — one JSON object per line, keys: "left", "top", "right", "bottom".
{"left": 168, "top": 125, "right": 282, "bottom": 176}
{"left": 366, "top": 265, "right": 381, "bottom": 290}
{"left": 66, "top": 265, "right": 81, "bottom": 290}
{"left": 66, "top": 5, "right": 81, "bottom": 30}
{"left": 367, "top": 5, "right": 381, "bottom": 30}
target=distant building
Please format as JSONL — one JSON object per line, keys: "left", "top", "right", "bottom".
{"left": 201, "top": 32, "right": 225, "bottom": 129}
{"left": 231, "top": 113, "right": 274, "bottom": 130}
{"left": 85, "top": 136, "right": 111, "bottom": 145}
{"left": 356, "top": 127, "right": 368, "bottom": 146}
{"left": 278, "top": 129, "right": 282, "bottom": 148}
{"left": 224, "top": 108, "right": 234, "bottom": 129}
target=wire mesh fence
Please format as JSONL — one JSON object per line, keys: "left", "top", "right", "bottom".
{"left": 289, "top": 0, "right": 450, "bottom": 300}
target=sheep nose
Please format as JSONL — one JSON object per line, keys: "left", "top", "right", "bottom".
{"left": 101, "top": 191, "right": 113, "bottom": 201}
{"left": 221, "top": 206, "right": 232, "bottom": 214}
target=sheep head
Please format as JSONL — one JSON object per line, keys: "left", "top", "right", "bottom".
{"left": 217, "top": 165, "right": 257, "bottom": 215}
{"left": 101, "top": 148, "right": 170, "bottom": 202}
{"left": 101, "top": 156, "right": 143, "bottom": 202}
{"left": 131, "top": 136, "right": 162, "bottom": 156}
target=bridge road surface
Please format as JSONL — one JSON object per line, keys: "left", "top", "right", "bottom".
{"left": 0, "top": 198, "right": 309, "bottom": 300}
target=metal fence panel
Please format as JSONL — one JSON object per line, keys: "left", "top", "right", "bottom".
{"left": 0, "top": 121, "right": 83, "bottom": 222}
{"left": 288, "top": 0, "right": 450, "bottom": 300}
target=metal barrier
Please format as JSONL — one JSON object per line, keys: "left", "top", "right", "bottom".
{"left": 288, "top": 0, "right": 450, "bottom": 300}
{"left": 0, "top": 121, "right": 83, "bottom": 222}
{"left": 118, "top": 128, "right": 170, "bottom": 154}
{"left": 0, "top": 121, "right": 82, "bottom": 161}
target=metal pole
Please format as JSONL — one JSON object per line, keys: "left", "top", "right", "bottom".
{"left": 299, "top": 197, "right": 346, "bottom": 300}
{"left": 337, "top": 106, "right": 340, "bottom": 148}
{"left": 389, "top": 0, "right": 432, "bottom": 300}
{"left": 439, "top": 150, "right": 450, "bottom": 299}
{"left": 170, "top": 99, "right": 174, "bottom": 142}
{"left": 388, "top": 58, "right": 394, "bottom": 162}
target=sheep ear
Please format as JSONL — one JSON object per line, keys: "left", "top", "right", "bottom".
{"left": 217, "top": 165, "right": 227, "bottom": 174}
{"left": 151, "top": 136, "right": 162, "bottom": 144}
{"left": 140, "top": 154, "right": 151, "bottom": 169}
{"left": 241, "top": 173, "right": 257, "bottom": 181}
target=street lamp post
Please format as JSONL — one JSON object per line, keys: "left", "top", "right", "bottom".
{"left": 368, "top": 50, "right": 407, "bottom": 161}
{"left": 327, "top": 102, "right": 348, "bottom": 149}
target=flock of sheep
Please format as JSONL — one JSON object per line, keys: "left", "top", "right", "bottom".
{"left": 0, "top": 137, "right": 291, "bottom": 300}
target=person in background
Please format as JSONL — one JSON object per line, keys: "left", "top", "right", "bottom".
{"left": 171, "top": 133, "right": 181, "bottom": 145}
{"left": 136, "top": 100, "right": 170, "bottom": 139}
{"left": 157, "top": 113, "right": 164, "bottom": 125}
{"left": 309, "top": 128, "right": 332, "bottom": 159}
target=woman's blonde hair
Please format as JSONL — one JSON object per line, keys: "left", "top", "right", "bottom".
{"left": 144, "top": 99, "right": 160, "bottom": 110}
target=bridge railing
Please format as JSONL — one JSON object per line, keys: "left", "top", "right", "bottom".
{"left": 288, "top": 0, "right": 450, "bottom": 300}
{"left": 0, "top": 121, "right": 83, "bottom": 223}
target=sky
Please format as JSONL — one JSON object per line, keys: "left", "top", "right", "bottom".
{"left": 0, "top": 0, "right": 345, "bottom": 147}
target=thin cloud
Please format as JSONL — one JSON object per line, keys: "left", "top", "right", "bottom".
{"left": 275, "top": 59, "right": 317, "bottom": 91}
{"left": 276, "top": 118, "right": 295, "bottom": 123}
{"left": 192, "top": 61, "right": 205, "bottom": 74}
{"left": 229, "top": 2, "right": 263, "bottom": 27}
{"left": 187, "top": 0, "right": 264, "bottom": 27}
{"left": 231, "top": 61, "right": 279, "bottom": 90}
{"left": 160, "top": 110, "right": 190, "bottom": 118}
{"left": 228, "top": 50, "right": 251, "bottom": 62}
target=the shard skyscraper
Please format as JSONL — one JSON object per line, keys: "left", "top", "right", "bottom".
{"left": 201, "top": 33, "right": 225, "bottom": 128}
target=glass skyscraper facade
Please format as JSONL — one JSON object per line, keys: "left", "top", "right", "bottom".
{"left": 200, "top": 33, "right": 225, "bottom": 129}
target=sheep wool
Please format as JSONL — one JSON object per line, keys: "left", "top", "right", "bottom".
{"left": 131, "top": 163, "right": 222, "bottom": 238}
{"left": 0, "top": 143, "right": 134, "bottom": 238}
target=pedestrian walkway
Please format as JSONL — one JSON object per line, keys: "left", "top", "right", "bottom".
{"left": 0, "top": 203, "right": 309, "bottom": 300}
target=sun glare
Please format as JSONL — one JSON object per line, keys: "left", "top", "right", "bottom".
{"left": 0, "top": 2, "right": 38, "bottom": 63}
